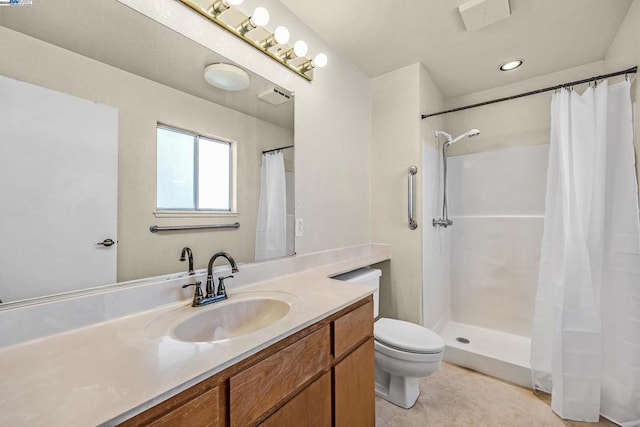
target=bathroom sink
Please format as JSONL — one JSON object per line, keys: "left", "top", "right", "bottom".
{"left": 145, "top": 292, "right": 298, "bottom": 343}
{"left": 172, "top": 298, "right": 290, "bottom": 343}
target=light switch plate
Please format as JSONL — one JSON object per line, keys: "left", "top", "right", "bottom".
{"left": 295, "top": 218, "right": 304, "bottom": 237}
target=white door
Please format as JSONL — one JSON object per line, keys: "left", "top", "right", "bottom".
{"left": 0, "top": 75, "right": 118, "bottom": 303}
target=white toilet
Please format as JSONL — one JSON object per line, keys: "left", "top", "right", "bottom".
{"left": 334, "top": 268, "right": 444, "bottom": 409}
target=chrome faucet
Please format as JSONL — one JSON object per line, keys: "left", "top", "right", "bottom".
{"left": 183, "top": 252, "right": 239, "bottom": 308}
{"left": 180, "top": 247, "right": 195, "bottom": 275}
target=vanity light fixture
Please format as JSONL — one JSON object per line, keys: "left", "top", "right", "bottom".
{"left": 204, "top": 63, "right": 250, "bottom": 91}
{"left": 178, "top": 0, "right": 327, "bottom": 81}
{"left": 208, "top": 0, "right": 243, "bottom": 16}
{"left": 499, "top": 59, "right": 524, "bottom": 71}
{"left": 237, "top": 6, "right": 269, "bottom": 35}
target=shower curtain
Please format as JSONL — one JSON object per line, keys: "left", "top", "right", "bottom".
{"left": 530, "top": 80, "right": 640, "bottom": 425}
{"left": 255, "top": 151, "right": 287, "bottom": 261}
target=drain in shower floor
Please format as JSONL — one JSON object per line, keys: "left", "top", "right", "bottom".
{"left": 456, "top": 337, "right": 471, "bottom": 344}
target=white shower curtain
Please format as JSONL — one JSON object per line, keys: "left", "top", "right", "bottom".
{"left": 531, "top": 80, "right": 640, "bottom": 425}
{"left": 255, "top": 151, "right": 287, "bottom": 261}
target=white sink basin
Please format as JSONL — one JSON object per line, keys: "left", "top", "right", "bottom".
{"left": 145, "top": 292, "right": 298, "bottom": 343}
{"left": 172, "top": 298, "right": 290, "bottom": 343}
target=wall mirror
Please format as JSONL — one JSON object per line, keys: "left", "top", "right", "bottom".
{"left": 0, "top": 0, "right": 295, "bottom": 306}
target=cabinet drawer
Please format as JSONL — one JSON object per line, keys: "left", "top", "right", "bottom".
{"left": 334, "top": 300, "right": 373, "bottom": 359}
{"left": 147, "top": 386, "right": 220, "bottom": 427}
{"left": 230, "top": 326, "right": 331, "bottom": 426}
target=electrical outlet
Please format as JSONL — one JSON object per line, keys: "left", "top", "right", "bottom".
{"left": 295, "top": 218, "right": 304, "bottom": 237}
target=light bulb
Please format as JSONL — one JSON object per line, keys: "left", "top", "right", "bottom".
{"left": 314, "top": 53, "right": 328, "bottom": 68}
{"left": 251, "top": 7, "right": 270, "bottom": 27}
{"left": 273, "top": 26, "right": 290, "bottom": 45}
{"left": 293, "top": 40, "right": 308, "bottom": 57}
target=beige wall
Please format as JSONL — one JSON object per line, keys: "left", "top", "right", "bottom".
{"left": 605, "top": 0, "right": 640, "bottom": 187}
{"left": 371, "top": 63, "right": 446, "bottom": 325}
{"left": 0, "top": 26, "right": 293, "bottom": 281}
{"left": 127, "top": 0, "right": 372, "bottom": 258}
{"left": 1, "top": 0, "right": 374, "bottom": 284}
{"left": 443, "top": 61, "right": 606, "bottom": 157}
{"left": 371, "top": 64, "right": 425, "bottom": 323}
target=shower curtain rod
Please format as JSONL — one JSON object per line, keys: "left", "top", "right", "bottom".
{"left": 421, "top": 66, "right": 637, "bottom": 119}
{"left": 262, "top": 144, "right": 294, "bottom": 154}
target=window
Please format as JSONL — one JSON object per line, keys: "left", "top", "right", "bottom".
{"left": 156, "top": 124, "right": 233, "bottom": 212}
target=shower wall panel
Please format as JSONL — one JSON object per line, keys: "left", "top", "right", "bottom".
{"left": 447, "top": 145, "right": 549, "bottom": 337}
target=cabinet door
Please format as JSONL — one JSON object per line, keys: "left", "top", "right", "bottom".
{"left": 230, "top": 326, "right": 331, "bottom": 426}
{"left": 334, "top": 338, "right": 375, "bottom": 427}
{"left": 260, "top": 372, "right": 331, "bottom": 427}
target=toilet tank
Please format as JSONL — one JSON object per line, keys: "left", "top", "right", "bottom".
{"left": 332, "top": 268, "right": 381, "bottom": 317}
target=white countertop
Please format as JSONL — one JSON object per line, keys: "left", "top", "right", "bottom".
{"left": 0, "top": 246, "right": 389, "bottom": 426}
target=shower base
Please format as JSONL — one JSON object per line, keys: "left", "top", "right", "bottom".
{"left": 439, "top": 321, "right": 532, "bottom": 388}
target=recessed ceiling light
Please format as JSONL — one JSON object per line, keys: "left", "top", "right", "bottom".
{"left": 499, "top": 59, "right": 524, "bottom": 71}
{"left": 203, "top": 63, "right": 250, "bottom": 91}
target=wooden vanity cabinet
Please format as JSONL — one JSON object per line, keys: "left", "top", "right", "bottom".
{"left": 121, "top": 296, "right": 374, "bottom": 427}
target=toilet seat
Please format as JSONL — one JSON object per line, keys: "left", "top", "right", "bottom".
{"left": 375, "top": 339, "right": 443, "bottom": 363}
{"left": 374, "top": 318, "right": 445, "bottom": 354}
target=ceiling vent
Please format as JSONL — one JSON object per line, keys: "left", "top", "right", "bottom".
{"left": 258, "top": 87, "right": 293, "bottom": 106}
{"left": 459, "top": 0, "right": 511, "bottom": 31}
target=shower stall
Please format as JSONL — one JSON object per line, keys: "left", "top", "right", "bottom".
{"left": 419, "top": 66, "right": 639, "bottom": 424}
{"left": 423, "top": 124, "right": 551, "bottom": 388}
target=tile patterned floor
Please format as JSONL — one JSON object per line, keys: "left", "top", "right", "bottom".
{"left": 375, "top": 362, "right": 618, "bottom": 427}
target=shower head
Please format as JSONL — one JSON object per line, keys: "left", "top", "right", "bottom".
{"left": 448, "top": 128, "right": 480, "bottom": 145}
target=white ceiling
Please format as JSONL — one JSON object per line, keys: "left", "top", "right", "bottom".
{"left": 280, "top": 0, "right": 633, "bottom": 98}
{"left": 2, "top": 1, "right": 632, "bottom": 109}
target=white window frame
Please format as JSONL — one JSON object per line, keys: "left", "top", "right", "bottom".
{"left": 154, "top": 123, "right": 237, "bottom": 218}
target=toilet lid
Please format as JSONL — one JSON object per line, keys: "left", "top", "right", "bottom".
{"left": 374, "top": 318, "right": 445, "bottom": 354}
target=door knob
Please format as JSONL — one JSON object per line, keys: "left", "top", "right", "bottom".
{"left": 97, "top": 238, "right": 116, "bottom": 247}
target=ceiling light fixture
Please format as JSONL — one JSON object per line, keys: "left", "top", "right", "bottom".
{"left": 204, "top": 63, "right": 250, "bottom": 91}
{"left": 178, "top": 0, "right": 327, "bottom": 81}
{"left": 499, "top": 59, "right": 524, "bottom": 71}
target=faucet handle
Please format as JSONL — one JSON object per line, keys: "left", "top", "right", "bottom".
{"left": 182, "top": 281, "right": 203, "bottom": 306}
{"left": 216, "top": 275, "right": 233, "bottom": 297}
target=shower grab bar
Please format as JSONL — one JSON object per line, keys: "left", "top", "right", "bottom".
{"left": 408, "top": 166, "right": 418, "bottom": 230}
{"left": 150, "top": 222, "right": 240, "bottom": 233}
